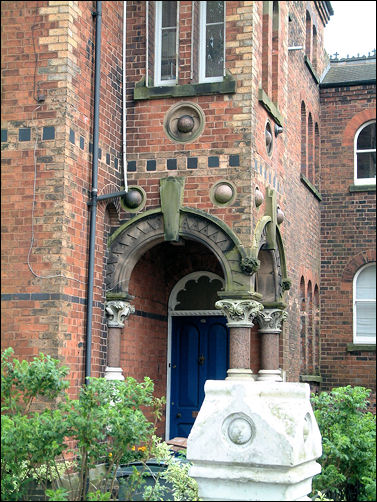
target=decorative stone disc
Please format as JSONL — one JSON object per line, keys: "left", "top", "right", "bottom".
{"left": 164, "top": 102, "right": 205, "bottom": 143}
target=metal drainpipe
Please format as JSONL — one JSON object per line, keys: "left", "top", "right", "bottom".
{"left": 85, "top": 0, "right": 102, "bottom": 384}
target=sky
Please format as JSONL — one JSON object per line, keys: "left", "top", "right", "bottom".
{"left": 324, "top": 1, "right": 376, "bottom": 59}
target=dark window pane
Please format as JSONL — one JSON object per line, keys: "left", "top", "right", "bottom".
{"left": 357, "top": 152, "right": 376, "bottom": 179}
{"left": 206, "top": 1, "right": 224, "bottom": 24}
{"left": 161, "top": 29, "right": 177, "bottom": 80}
{"left": 206, "top": 24, "right": 224, "bottom": 78}
{"left": 162, "top": 1, "right": 177, "bottom": 28}
{"left": 357, "top": 122, "right": 376, "bottom": 150}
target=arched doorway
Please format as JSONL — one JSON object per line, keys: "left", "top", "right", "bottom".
{"left": 167, "top": 272, "right": 229, "bottom": 439}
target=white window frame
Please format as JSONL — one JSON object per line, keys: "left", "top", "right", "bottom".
{"left": 353, "top": 263, "right": 376, "bottom": 344}
{"left": 199, "top": 1, "right": 226, "bottom": 83}
{"left": 354, "top": 120, "right": 376, "bottom": 185}
{"left": 154, "top": 1, "right": 179, "bottom": 86}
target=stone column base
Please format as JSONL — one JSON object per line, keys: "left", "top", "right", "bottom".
{"left": 104, "top": 366, "right": 125, "bottom": 381}
{"left": 257, "top": 369, "right": 283, "bottom": 382}
{"left": 226, "top": 368, "right": 256, "bottom": 380}
{"left": 187, "top": 380, "right": 322, "bottom": 501}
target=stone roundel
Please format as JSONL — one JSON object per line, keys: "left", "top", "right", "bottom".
{"left": 222, "top": 412, "right": 256, "bottom": 447}
{"left": 228, "top": 418, "right": 253, "bottom": 445}
{"left": 120, "top": 185, "right": 146, "bottom": 213}
{"left": 164, "top": 102, "right": 205, "bottom": 143}
{"left": 210, "top": 180, "right": 237, "bottom": 207}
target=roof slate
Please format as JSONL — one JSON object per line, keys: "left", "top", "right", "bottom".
{"left": 321, "top": 58, "right": 376, "bottom": 87}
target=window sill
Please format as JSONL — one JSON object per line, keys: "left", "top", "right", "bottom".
{"left": 134, "top": 75, "right": 236, "bottom": 100}
{"left": 258, "top": 88, "right": 283, "bottom": 126}
{"left": 300, "top": 174, "right": 322, "bottom": 201}
{"left": 304, "top": 56, "right": 320, "bottom": 84}
{"left": 347, "top": 343, "right": 376, "bottom": 352}
{"left": 349, "top": 183, "right": 376, "bottom": 192}
{"left": 300, "top": 374, "right": 323, "bottom": 383}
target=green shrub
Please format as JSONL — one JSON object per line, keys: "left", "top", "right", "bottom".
{"left": 311, "top": 386, "right": 376, "bottom": 501}
{"left": 1, "top": 347, "right": 198, "bottom": 501}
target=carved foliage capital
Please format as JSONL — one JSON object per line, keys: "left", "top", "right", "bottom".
{"left": 240, "top": 256, "right": 260, "bottom": 275}
{"left": 215, "top": 299, "right": 264, "bottom": 327}
{"left": 256, "top": 308, "right": 288, "bottom": 333}
{"left": 105, "top": 300, "right": 135, "bottom": 328}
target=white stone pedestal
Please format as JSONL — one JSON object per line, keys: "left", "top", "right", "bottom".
{"left": 187, "top": 381, "right": 322, "bottom": 501}
{"left": 104, "top": 366, "right": 125, "bottom": 380}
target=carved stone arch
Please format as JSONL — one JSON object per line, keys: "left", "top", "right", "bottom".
{"left": 106, "top": 207, "right": 257, "bottom": 298}
{"left": 251, "top": 217, "right": 290, "bottom": 304}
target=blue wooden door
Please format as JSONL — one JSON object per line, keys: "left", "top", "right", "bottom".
{"left": 170, "top": 315, "right": 229, "bottom": 438}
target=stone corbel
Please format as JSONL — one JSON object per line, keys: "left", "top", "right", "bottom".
{"left": 215, "top": 299, "right": 264, "bottom": 327}
{"left": 105, "top": 300, "right": 135, "bottom": 328}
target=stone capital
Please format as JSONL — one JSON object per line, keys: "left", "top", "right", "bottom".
{"left": 215, "top": 299, "right": 264, "bottom": 327}
{"left": 256, "top": 308, "right": 288, "bottom": 333}
{"left": 105, "top": 300, "right": 135, "bottom": 328}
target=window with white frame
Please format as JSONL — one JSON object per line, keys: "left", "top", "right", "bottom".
{"left": 353, "top": 263, "right": 376, "bottom": 344}
{"left": 199, "top": 1, "right": 225, "bottom": 83}
{"left": 354, "top": 120, "right": 376, "bottom": 185}
{"left": 154, "top": 1, "right": 178, "bottom": 86}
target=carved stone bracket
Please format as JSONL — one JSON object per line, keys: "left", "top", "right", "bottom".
{"left": 240, "top": 256, "right": 260, "bottom": 275}
{"left": 215, "top": 299, "right": 264, "bottom": 327}
{"left": 256, "top": 308, "right": 288, "bottom": 334}
{"left": 105, "top": 300, "right": 135, "bottom": 328}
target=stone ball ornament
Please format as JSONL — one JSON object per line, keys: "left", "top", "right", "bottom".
{"left": 123, "top": 189, "right": 142, "bottom": 208}
{"left": 214, "top": 184, "right": 233, "bottom": 204}
{"left": 177, "top": 114, "right": 195, "bottom": 133}
{"left": 120, "top": 186, "right": 146, "bottom": 213}
{"left": 255, "top": 186, "right": 264, "bottom": 207}
{"left": 164, "top": 102, "right": 205, "bottom": 143}
{"left": 210, "top": 180, "right": 237, "bottom": 207}
{"left": 277, "top": 205, "right": 284, "bottom": 225}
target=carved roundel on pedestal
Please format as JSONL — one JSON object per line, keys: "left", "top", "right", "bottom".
{"left": 164, "top": 102, "right": 205, "bottom": 143}
{"left": 222, "top": 412, "right": 256, "bottom": 447}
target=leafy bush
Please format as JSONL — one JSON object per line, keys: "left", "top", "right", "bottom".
{"left": 1, "top": 347, "right": 198, "bottom": 501}
{"left": 311, "top": 386, "right": 376, "bottom": 501}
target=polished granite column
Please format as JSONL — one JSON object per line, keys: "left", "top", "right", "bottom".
{"left": 104, "top": 300, "right": 135, "bottom": 380}
{"left": 215, "top": 299, "right": 264, "bottom": 379}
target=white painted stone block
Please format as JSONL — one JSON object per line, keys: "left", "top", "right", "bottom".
{"left": 104, "top": 366, "right": 125, "bottom": 380}
{"left": 187, "top": 381, "right": 322, "bottom": 501}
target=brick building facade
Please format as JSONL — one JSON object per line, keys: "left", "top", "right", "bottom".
{"left": 1, "top": 1, "right": 375, "bottom": 438}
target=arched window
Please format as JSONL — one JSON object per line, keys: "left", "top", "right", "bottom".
{"left": 308, "top": 113, "right": 314, "bottom": 182}
{"left": 272, "top": 1, "right": 279, "bottom": 104}
{"left": 312, "top": 25, "right": 317, "bottom": 71}
{"left": 314, "top": 122, "right": 320, "bottom": 187}
{"left": 305, "top": 11, "right": 311, "bottom": 60}
{"left": 354, "top": 120, "right": 376, "bottom": 185}
{"left": 300, "top": 277, "right": 306, "bottom": 372}
{"left": 353, "top": 263, "right": 376, "bottom": 343}
{"left": 301, "top": 102, "right": 307, "bottom": 176}
{"left": 262, "top": 1, "right": 272, "bottom": 96}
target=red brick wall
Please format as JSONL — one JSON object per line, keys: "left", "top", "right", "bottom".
{"left": 320, "top": 84, "right": 376, "bottom": 409}
{"left": 2, "top": 1, "right": 337, "bottom": 410}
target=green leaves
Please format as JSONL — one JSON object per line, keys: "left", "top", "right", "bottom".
{"left": 311, "top": 386, "right": 376, "bottom": 501}
{"left": 1, "top": 348, "right": 167, "bottom": 501}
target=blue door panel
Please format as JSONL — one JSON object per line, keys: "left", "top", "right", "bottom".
{"left": 207, "top": 322, "right": 228, "bottom": 380}
{"left": 170, "top": 316, "right": 229, "bottom": 439}
{"left": 178, "top": 322, "right": 200, "bottom": 408}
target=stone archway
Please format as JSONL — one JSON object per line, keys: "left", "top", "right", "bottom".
{"left": 105, "top": 207, "right": 260, "bottom": 300}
